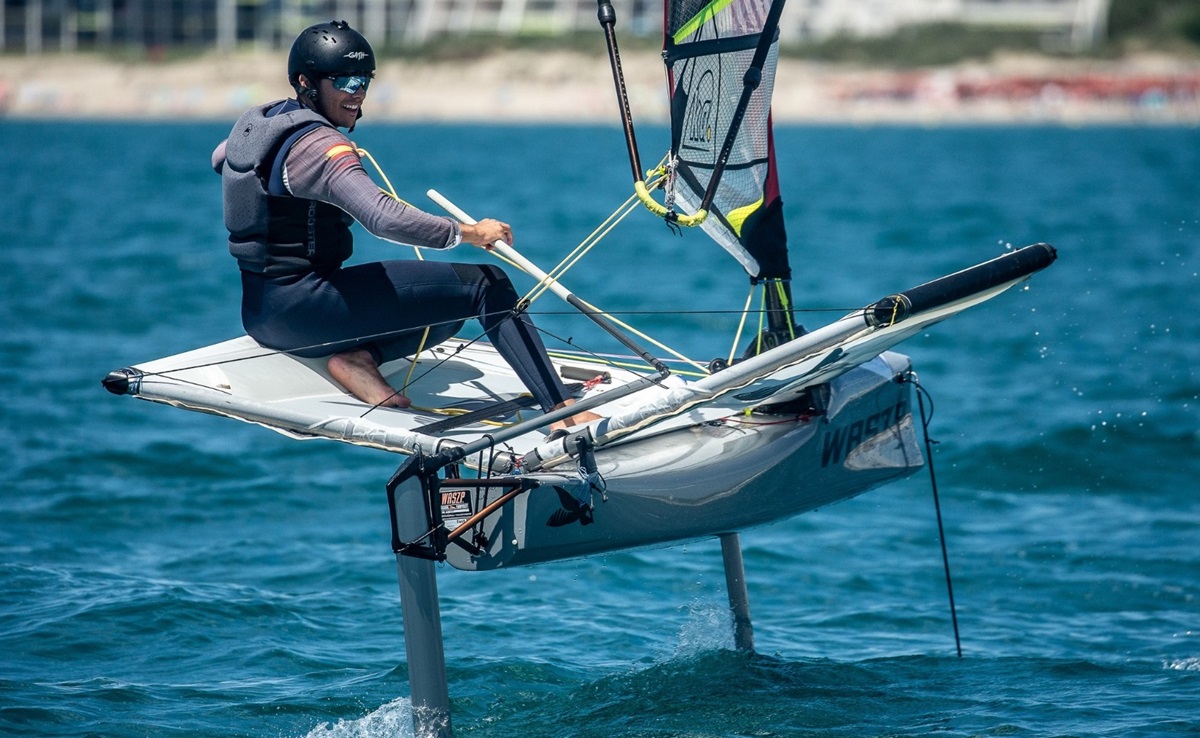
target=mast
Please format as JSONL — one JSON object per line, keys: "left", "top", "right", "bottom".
{"left": 741, "top": 117, "right": 799, "bottom": 353}
{"left": 597, "top": 0, "right": 707, "bottom": 225}
{"left": 596, "top": 1, "right": 645, "bottom": 187}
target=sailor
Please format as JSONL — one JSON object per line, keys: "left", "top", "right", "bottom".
{"left": 212, "top": 20, "right": 599, "bottom": 429}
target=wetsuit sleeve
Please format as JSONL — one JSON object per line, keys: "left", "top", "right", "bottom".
{"left": 282, "top": 127, "right": 461, "bottom": 250}
{"left": 212, "top": 139, "right": 227, "bottom": 174}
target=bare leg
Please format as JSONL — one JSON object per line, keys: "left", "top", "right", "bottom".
{"left": 548, "top": 398, "right": 603, "bottom": 432}
{"left": 327, "top": 349, "right": 411, "bottom": 408}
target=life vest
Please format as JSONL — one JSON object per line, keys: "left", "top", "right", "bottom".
{"left": 222, "top": 99, "right": 354, "bottom": 275}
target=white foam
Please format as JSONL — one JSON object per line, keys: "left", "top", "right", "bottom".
{"left": 1163, "top": 657, "right": 1200, "bottom": 671}
{"left": 671, "top": 598, "right": 735, "bottom": 658}
{"left": 304, "top": 697, "right": 414, "bottom": 738}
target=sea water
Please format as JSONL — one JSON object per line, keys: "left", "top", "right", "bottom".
{"left": 1, "top": 121, "right": 1197, "bottom": 737}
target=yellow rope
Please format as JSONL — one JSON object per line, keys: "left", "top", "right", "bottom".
{"left": 357, "top": 145, "right": 437, "bottom": 395}
{"left": 774, "top": 279, "right": 797, "bottom": 341}
{"left": 401, "top": 404, "right": 513, "bottom": 428}
{"left": 728, "top": 283, "right": 756, "bottom": 365}
{"left": 632, "top": 159, "right": 708, "bottom": 226}
{"left": 524, "top": 165, "right": 665, "bottom": 304}
{"left": 743, "top": 290, "right": 766, "bottom": 416}
{"left": 357, "top": 146, "right": 427, "bottom": 262}
{"left": 512, "top": 166, "right": 707, "bottom": 374}
{"left": 526, "top": 194, "right": 641, "bottom": 304}
{"left": 400, "top": 327, "right": 431, "bottom": 396}
{"left": 755, "top": 285, "right": 767, "bottom": 355}
{"left": 357, "top": 147, "right": 406, "bottom": 203}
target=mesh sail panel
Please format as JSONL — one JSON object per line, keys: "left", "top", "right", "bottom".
{"left": 665, "top": 0, "right": 780, "bottom": 278}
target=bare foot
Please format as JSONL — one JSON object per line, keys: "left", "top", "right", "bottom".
{"left": 548, "top": 398, "right": 603, "bottom": 432}
{"left": 327, "top": 349, "right": 412, "bottom": 408}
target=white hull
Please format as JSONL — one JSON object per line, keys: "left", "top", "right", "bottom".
{"left": 447, "top": 352, "right": 920, "bottom": 570}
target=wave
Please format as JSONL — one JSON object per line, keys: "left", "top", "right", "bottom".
{"left": 303, "top": 697, "right": 415, "bottom": 738}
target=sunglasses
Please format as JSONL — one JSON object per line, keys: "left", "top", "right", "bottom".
{"left": 328, "top": 74, "right": 372, "bottom": 94}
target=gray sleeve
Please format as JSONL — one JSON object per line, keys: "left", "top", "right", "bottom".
{"left": 281, "top": 127, "right": 460, "bottom": 250}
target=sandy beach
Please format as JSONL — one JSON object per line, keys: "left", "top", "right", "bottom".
{"left": 2, "top": 48, "right": 1199, "bottom": 124}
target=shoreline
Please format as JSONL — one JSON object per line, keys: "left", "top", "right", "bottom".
{"left": 2, "top": 50, "right": 1199, "bottom": 125}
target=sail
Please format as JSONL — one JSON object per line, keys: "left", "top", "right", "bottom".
{"left": 664, "top": 0, "right": 789, "bottom": 281}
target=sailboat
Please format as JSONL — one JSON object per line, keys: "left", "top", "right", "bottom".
{"left": 102, "top": 1, "right": 1055, "bottom": 735}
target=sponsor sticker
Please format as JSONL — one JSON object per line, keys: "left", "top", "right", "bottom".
{"left": 440, "top": 489, "right": 472, "bottom": 526}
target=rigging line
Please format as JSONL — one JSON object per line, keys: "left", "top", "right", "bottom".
{"left": 357, "top": 305, "right": 540, "bottom": 419}
{"left": 572, "top": 294, "right": 710, "bottom": 374}
{"left": 525, "top": 202, "right": 628, "bottom": 304}
{"left": 518, "top": 175, "right": 702, "bottom": 373}
{"left": 524, "top": 166, "right": 665, "bottom": 305}
{"left": 725, "top": 414, "right": 809, "bottom": 427}
{"left": 755, "top": 285, "right": 767, "bottom": 355}
{"left": 773, "top": 279, "right": 797, "bottom": 340}
{"left": 521, "top": 306, "right": 860, "bottom": 316}
{"left": 324, "top": 142, "right": 805, "bottom": 327}
{"left": 526, "top": 196, "right": 641, "bottom": 304}
{"left": 595, "top": 304, "right": 858, "bottom": 365}
{"left": 728, "top": 283, "right": 757, "bottom": 365}
{"left": 552, "top": 188, "right": 642, "bottom": 273}
{"left": 147, "top": 273, "right": 812, "bottom": 385}
{"left": 355, "top": 116, "right": 439, "bottom": 390}
{"left": 907, "top": 371, "right": 963, "bottom": 658}
{"left": 358, "top": 334, "right": 484, "bottom": 419}
{"left": 545, "top": 350, "right": 708, "bottom": 379}
{"left": 362, "top": 139, "right": 529, "bottom": 400}
{"left": 548, "top": 348, "right": 702, "bottom": 364}
{"left": 526, "top": 206, "right": 634, "bottom": 303}
{"left": 136, "top": 311, "right": 694, "bottom": 402}
{"left": 529, "top": 320, "right": 672, "bottom": 386}
{"left": 428, "top": 190, "right": 673, "bottom": 378}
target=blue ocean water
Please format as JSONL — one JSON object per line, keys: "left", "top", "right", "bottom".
{"left": 1, "top": 120, "right": 1197, "bottom": 738}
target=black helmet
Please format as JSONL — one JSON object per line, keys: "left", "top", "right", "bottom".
{"left": 287, "top": 20, "right": 375, "bottom": 91}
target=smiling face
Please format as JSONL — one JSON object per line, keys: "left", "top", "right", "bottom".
{"left": 298, "top": 74, "right": 366, "bottom": 129}
{"left": 315, "top": 76, "right": 365, "bottom": 129}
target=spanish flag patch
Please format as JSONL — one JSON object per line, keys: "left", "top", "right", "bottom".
{"left": 324, "top": 144, "right": 359, "bottom": 162}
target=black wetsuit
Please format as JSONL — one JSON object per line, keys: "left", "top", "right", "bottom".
{"left": 214, "top": 100, "right": 570, "bottom": 411}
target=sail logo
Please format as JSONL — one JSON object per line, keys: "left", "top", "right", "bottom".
{"left": 681, "top": 69, "right": 717, "bottom": 153}
{"left": 820, "top": 398, "right": 909, "bottom": 468}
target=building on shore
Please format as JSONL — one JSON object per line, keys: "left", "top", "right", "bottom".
{"left": 0, "top": 0, "right": 1110, "bottom": 54}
